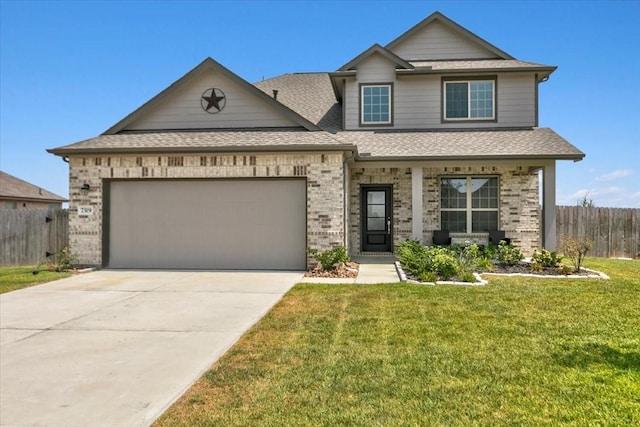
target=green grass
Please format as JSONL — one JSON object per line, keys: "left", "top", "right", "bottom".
{"left": 156, "top": 258, "right": 640, "bottom": 426}
{"left": 0, "top": 266, "right": 72, "bottom": 294}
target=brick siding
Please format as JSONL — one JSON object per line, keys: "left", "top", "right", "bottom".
{"left": 67, "top": 153, "right": 345, "bottom": 266}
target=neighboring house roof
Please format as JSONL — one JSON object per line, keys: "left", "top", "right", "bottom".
{"left": 0, "top": 171, "right": 67, "bottom": 203}
{"left": 338, "top": 128, "right": 584, "bottom": 161}
{"left": 253, "top": 73, "right": 341, "bottom": 132}
{"left": 385, "top": 11, "right": 514, "bottom": 60}
{"left": 48, "top": 130, "right": 354, "bottom": 155}
{"left": 103, "top": 57, "right": 321, "bottom": 134}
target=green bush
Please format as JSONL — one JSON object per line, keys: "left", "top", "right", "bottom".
{"left": 495, "top": 241, "right": 524, "bottom": 266}
{"left": 531, "top": 249, "right": 563, "bottom": 268}
{"left": 459, "top": 271, "right": 477, "bottom": 283}
{"left": 398, "top": 240, "right": 490, "bottom": 282}
{"left": 397, "top": 240, "right": 430, "bottom": 277}
{"left": 307, "top": 246, "right": 350, "bottom": 271}
{"left": 419, "top": 271, "right": 438, "bottom": 283}
{"left": 432, "top": 250, "right": 459, "bottom": 280}
{"left": 556, "top": 263, "right": 574, "bottom": 275}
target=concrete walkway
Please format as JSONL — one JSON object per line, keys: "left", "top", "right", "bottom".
{"left": 300, "top": 256, "right": 400, "bottom": 284}
{"left": 0, "top": 270, "right": 302, "bottom": 427}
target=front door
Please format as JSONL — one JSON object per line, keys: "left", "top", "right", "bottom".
{"left": 361, "top": 185, "right": 393, "bottom": 252}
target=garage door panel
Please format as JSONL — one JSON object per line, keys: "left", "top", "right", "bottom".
{"left": 108, "top": 180, "right": 306, "bottom": 270}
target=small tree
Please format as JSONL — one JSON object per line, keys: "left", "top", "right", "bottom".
{"left": 559, "top": 236, "right": 593, "bottom": 272}
{"left": 577, "top": 194, "right": 595, "bottom": 207}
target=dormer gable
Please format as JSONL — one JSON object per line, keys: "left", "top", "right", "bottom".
{"left": 338, "top": 44, "right": 414, "bottom": 71}
{"left": 105, "top": 57, "right": 319, "bottom": 134}
{"left": 386, "top": 11, "right": 514, "bottom": 61}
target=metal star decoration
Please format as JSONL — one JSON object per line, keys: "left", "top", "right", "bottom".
{"left": 201, "top": 88, "right": 226, "bottom": 113}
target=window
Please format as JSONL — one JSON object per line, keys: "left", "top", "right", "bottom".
{"left": 444, "top": 79, "right": 495, "bottom": 120}
{"left": 440, "top": 177, "right": 499, "bottom": 233}
{"left": 360, "top": 84, "right": 392, "bottom": 125}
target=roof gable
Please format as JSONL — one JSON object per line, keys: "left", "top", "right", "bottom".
{"left": 106, "top": 58, "right": 319, "bottom": 134}
{"left": 386, "top": 11, "right": 514, "bottom": 61}
{"left": 338, "top": 44, "right": 414, "bottom": 71}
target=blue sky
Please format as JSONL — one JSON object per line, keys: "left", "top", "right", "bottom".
{"left": 1, "top": 0, "right": 639, "bottom": 207}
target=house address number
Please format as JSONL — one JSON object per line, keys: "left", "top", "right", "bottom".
{"left": 78, "top": 206, "right": 94, "bottom": 216}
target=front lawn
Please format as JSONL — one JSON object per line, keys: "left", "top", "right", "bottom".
{"left": 0, "top": 266, "right": 72, "bottom": 294}
{"left": 156, "top": 258, "right": 640, "bottom": 426}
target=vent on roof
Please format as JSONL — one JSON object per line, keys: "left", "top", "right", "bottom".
{"left": 272, "top": 90, "right": 279, "bottom": 100}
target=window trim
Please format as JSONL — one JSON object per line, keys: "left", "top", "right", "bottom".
{"left": 439, "top": 175, "right": 500, "bottom": 233}
{"left": 359, "top": 83, "right": 393, "bottom": 127}
{"left": 441, "top": 76, "right": 497, "bottom": 123}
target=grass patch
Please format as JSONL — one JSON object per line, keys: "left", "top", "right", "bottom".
{"left": 155, "top": 258, "right": 640, "bottom": 426}
{"left": 0, "top": 266, "right": 72, "bottom": 294}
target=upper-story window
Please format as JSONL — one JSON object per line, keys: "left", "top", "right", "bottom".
{"left": 360, "top": 83, "right": 392, "bottom": 126}
{"left": 443, "top": 77, "right": 496, "bottom": 121}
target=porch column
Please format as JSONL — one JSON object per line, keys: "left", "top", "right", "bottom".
{"left": 542, "top": 161, "right": 557, "bottom": 251}
{"left": 411, "top": 167, "right": 423, "bottom": 242}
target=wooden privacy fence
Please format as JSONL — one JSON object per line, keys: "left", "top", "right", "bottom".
{"left": 0, "top": 209, "right": 69, "bottom": 266}
{"left": 556, "top": 206, "right": 640, "bottom": 258}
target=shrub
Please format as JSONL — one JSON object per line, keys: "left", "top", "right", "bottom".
{"left": 531, "top": 249, "right": 563, "bottom": 268}
{"left": 559, "top": 235, "right": 593, "bottom": 272}
{"left": 495, "top": 241, "right": 524, "bottom": 266}
{"left": 556, "top": 263, "right": 574, "bottom": 275}
{"left": 530, "top": 262, "right": 543, "bottom": 273}
{"left": 456, "top": 244, "right": 485, "bottom": 274}
{"left": 397, "top": 240, "right": 430, "bottom": 277}
{"left": 307, "top": 246, "right": 350, "bottom": 271}
{"left": 459, "top": 271, "right": 477, "bottom": 283}
{"left": 432, "top": 250, "right": 459, "bottom": 280}
{"left": 47, "top": 246, "right": 77, "bottom": 272}
{"left": 419, "top": 271, "right": 438, "bottom": 283}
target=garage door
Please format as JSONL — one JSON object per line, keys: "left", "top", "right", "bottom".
{"left": 106, "top": 179, "right": 306, "bottom": 270}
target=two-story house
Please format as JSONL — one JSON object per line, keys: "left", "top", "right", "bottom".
{"left": 48, "top": 11, "right": 584, "bottom": 270}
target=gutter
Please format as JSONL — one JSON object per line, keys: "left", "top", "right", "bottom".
{"left": 354, "top": 153, "right": 585, "bottom": 162}
{"left": 47, "top": 144, "right": 358, "bottom": 157}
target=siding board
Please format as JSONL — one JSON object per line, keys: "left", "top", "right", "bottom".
{"left": 126, "top": 72, "right": 298, "bottom": 130}
{"left": 345, "top": 72, "right": 536, "bottom": 129}
{"left": 389, "top": 21, "right": 501, "bottom": 60}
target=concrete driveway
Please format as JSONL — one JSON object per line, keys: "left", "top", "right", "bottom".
{"left": 0, "top": 270, "right": 302, "bottom": 427}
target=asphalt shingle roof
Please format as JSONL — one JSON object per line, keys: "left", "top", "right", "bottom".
{"left": 339, "top": 128, "right": 583, "bottom": 160}
{"left": 49, "top": 127, "right": 583, "bottom": 161}
{"left": 48, "top": 130, "right": 352, "bottom": 155}
{"left": 0, "top": 171, "right": 67, "bottom": 202}
{"left": 407, "top": 59, "right": 554, "bottom": 71}
{"left": 254, "top": 73, "right": 341, "bottom": 132}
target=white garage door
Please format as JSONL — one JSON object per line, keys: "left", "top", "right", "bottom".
{"left": 107, "top": 179, "right": 306, "bottom": 270}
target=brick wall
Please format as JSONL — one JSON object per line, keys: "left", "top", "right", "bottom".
{"left": 349, "top": 167, "right": 413, "bottom": 254}
{"left": 67, "top": 152, "right": 345, "bottom": 266}
{"left": 351, "top": 164, "right": 540, "bottom": 256}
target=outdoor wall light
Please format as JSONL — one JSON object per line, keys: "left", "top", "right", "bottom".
{"left": 80, "top": 183, "right": 91, "bottom": 195}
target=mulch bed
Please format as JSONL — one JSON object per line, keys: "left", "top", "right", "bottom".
{"left": 404, "top": 262, "right": 593, "bottom": 283}
{"left": 304, "top": 262, "right": 359, "bottom": 278}
{"left": 489, "top": 262, "right": 591, "bottom": 276}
